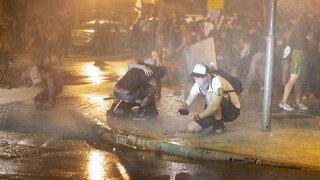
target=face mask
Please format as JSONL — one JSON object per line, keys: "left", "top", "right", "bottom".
{"left": 196, "top": 78, "right": 210, "bottom": 94}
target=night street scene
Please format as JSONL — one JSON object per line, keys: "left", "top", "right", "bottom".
{"left": 0, "top": 0, "right": 320, "bottom": 179}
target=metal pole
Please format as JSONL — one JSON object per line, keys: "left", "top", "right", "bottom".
{"left": 262, "top": 0, "right": 277, "bottom": 132}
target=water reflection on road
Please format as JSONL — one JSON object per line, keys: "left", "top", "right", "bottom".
{"left": 87, "top": 150, "right": 106, "bottom": 180}
{"left": 86, "top": 150, "right": 129, "bottom": 180}
{"left": 61, "top": 59, "right": 130, "bottom": 115}
{"left": 83, "top": 63, "right": 103, "bottom": 84}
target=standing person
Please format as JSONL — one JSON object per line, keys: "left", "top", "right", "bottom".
{"left": 47, "top": 21, "right": 59, "bottom": 65}
{"left": 25, "top": 23, "right": 47, "bottom": 67}
{"left": 280, "top": 26, "right": 293, "bottom": 89}
{"left": 130, "top": 15, "right": 144, "bottom": 54}
{"left": 175, "top": 23, "right": 191, "bottom": 97}
{"left": 92, "top": 20, "right": 104, "bottom": 56}
{"left": 242, "top": 25, "right": 266, "bottom": 95}
{"left": 0, "top": 41, "right": 14, "bottom": 85}
{"left": 168, "top": 12, "right": 182, "bottom": 59}
{"left": 139, "top": 15, "right": 154, "bottom": 54}
{"left": 179, "top": 64, "right": 240, "bottom": 134}
{"left": 279, "top": 13, "right": 313, "bottom": 111}
{"left": 175, "top": 23, "right": 191, "bottom": 55}
{"left": 303, "top": 19, "right": 320, "bottom": 98}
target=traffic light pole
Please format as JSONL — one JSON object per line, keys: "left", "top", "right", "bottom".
{"left": 262, "top": 0, "right": 277, "bottom": 132}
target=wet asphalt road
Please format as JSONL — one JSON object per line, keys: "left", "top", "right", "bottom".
{"left": 1, "top": 57, "right": 320, "bottom": 179}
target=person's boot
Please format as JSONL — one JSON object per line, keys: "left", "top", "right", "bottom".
{"left": 106, "top": 103, "right": 117, "bottom": 117}
{"left": 213, "top": 120, "right": 226, "bottom": 134}
{"left": 145, "top": 103, "right": 159, "bottom": 118}
{"left": 131, "top": 106, "right": 147, "bottom": 120}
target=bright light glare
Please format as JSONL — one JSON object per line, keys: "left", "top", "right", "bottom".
{"left": 117, "top": 162, "right": 130, "bottom": 180}
{"left": 86, "top": 150, "right": 130, "bottom": 180}
{"left": 117, "top": 67, "right": 127, "bottom": 76}
{"left": 87, "top": 151, "right": 105, "bottom": 180}
{"left": 83, "top": 64, "right": 103, "bottom": 84}
{"left": 87, "top": 94, "right": 104, "bottom": 104}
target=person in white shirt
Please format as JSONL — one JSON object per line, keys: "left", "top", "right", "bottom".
{"left": 179, "top": 64, "right": 240, "bottom": 134}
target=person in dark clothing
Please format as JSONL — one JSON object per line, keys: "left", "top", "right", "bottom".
{"left": 106, "top": 56, "right": 163, "bottom": 120}
{"left": 0, "top": 41, "right": 14, "bottom": 85}
{"left": 242, "top": 26, "right": 266, "bottom": 95}
{"left": 92, "top": 20, "right": 104, "bottom": 56}
{"left": 25, "top": 24, "right": 47, "bottom": 67}
{"left": 33, "top": 67, "right": 63, "bottom": 108}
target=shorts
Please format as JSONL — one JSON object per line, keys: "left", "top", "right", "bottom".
{"left": 290, "top": 50, "right": 306, "bottom": 75}
{"left": 196, "top": 114, "right": 218, "bottom": 129}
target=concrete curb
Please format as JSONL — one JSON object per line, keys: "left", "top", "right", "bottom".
{"left": 71, "top": 110, "right": 306, "bottom": 170}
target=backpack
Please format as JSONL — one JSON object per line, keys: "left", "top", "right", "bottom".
{"left": 211, "top": 69, "right": 243, "bottom": 95}
{"left": 209, "top": 70, "right": 241, "bottom": 122}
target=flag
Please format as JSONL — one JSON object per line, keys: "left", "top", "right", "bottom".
{"left": 135, "top": 0, "right": 142, "bottom": 16}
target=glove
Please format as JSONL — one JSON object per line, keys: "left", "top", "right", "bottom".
{"left": 144, "top": 66, "right": 153, "bottom": 77}
{"left": 148, "top": 78, "right": 157, "bottom": 88}
{"left": 178, "top": 109, "right": 190, "bottom": 115}
{"left": 192, "top": 113, "right": 201, "bottom": 121}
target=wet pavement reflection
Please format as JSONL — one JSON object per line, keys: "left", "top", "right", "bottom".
{"left": 86, "top": 150, "right": 129, "bottom": 180}
{"left": 82, "top": 63, "right": 104, "bottom": 84}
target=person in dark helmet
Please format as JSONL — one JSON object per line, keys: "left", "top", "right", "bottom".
{"left": 179, "top": 64, "right": 240, "bottom": 134}
{"left": 33, "top": 66, "right": 63, "bottom": 108}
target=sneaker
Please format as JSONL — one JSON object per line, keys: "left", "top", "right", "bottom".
{"left": 213, "top": 121, "right": 227, "bottom": 134}
{"left": 296, "top": 103, "right": 308, "bottom": 110}
{"left": 213, "top": 126, "right": 227, "bottom": 134}
{"left": 279, "top": 102, "right": 294, "bottom": 111}
{"left": 131, "top": 107, "right": 148, "bottom": 120}
{"left": 132, "top": 116, "right": 148, "bottom": 121}
{"left": 132, "top": 113, "right": 149, "bottom": 121}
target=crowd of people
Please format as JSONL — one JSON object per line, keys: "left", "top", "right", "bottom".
{"left": 129, "top": 11, "right": 320, "bottom": 103}
{"left": 108, "top": 10, "right": 319, "bottom": 134}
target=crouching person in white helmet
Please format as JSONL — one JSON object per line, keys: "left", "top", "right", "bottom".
{"left": 179, "top": 64, "right": 241, "bottom": 134}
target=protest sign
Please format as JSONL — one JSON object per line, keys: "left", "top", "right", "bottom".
{"left": 29, "top": 66, "right": 41, "bottom": 85}
{"left": 184, "top": 37, "right": 217, "bottom": 75}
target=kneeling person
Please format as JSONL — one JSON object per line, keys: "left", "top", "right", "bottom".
{"left": 34, "top": 67, "right": 63, "bottom": 108}
{"left": 179, "top": 64, "right": 240, "bottom": 134}
{"left": 107, "top": 58, "right": 162, "bottom": 120}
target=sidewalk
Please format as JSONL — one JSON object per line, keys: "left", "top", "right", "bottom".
{"left": 76, "top": 87, "right": 320, "bottom": 170}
